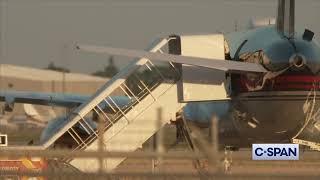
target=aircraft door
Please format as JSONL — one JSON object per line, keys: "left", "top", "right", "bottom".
{"left": 169, "top": 34, "right": 231, "bottom": 102}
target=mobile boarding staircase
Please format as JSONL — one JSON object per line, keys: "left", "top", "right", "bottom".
{"left": 44, "top": 37, "right": 184, "bottom": 172}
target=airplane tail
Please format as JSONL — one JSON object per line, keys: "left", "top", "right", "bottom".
{"left": 23, "top": 104, "right": 56, "bottom": 123}
{"left": 276, "top": 0, "right": 295, "bottom": 38}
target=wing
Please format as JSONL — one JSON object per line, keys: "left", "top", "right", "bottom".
{"left": 0, "top": 90, "right": 89, "bottom": 109}
{"left": 76, "top": 44, "right": 267, "bottom": 73}
{"left": 0, "top": 90, "right": 132, "bottom": 111}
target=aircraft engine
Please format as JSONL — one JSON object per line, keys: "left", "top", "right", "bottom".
{"left": 289, "top": 54, "right": 306, "bottom": 68}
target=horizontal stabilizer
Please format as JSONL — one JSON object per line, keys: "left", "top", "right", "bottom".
{"left": 76, "top": 44, "right": 267, "bottom": 73}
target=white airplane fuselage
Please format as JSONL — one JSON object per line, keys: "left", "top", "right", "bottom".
{"left": 184, "top": 91, "right": 320, "bottom": 147}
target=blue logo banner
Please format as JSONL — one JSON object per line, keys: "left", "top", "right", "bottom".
{"left": 252, "top": 144, "right": 299, "bottom": 160}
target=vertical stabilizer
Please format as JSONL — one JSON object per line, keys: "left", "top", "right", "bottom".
{"left": 276, "top": 0, "right": 295, "bottom": 37}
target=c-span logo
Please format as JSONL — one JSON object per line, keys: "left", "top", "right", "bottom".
{"left": 252, "top": 144, "right": 299, "bottom": 160}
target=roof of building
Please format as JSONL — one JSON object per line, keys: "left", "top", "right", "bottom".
{"left": 0, "top": 64, "right": 108, "bottom": 82}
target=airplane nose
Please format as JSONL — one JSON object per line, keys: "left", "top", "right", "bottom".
{"left": 289, "top": 54, "right": 306, "bottom": 68}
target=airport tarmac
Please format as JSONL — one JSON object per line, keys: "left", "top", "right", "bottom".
{"left": 114, "top": 147, "right": 320, "bottom": 179}
{"left": 112, "top": 125, "right": 320, "bottom": 178}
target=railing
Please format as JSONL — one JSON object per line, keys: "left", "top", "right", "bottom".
{"left": 42, "top": 37, "right": 180, "bottom": 154}
{"left": 69, "top": 61, "right": 179, "bottom": 153}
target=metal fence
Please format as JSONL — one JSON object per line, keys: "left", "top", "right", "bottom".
{"left": 1, "top": 110, "right": 320, "bottom": 179}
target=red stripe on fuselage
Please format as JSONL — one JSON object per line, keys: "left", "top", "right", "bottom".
{"left": 236, "top": 74, "right": 320, "bottom": 92}
{"left": 275, "top": 75, "right": 320, "bottom": 83}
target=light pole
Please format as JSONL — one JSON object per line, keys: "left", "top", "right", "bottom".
{"left": 0, "top": 0, "right": 8, "bottom": 135}
{"left": 0, "top": 0, "right": 8, "bottom": 91}
{"left": 61, "top": 43, "right": 69, "bottom": 94}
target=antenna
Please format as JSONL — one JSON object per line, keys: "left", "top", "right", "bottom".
{"left": 234, "top": 20, "right": 238, "bottom": 32}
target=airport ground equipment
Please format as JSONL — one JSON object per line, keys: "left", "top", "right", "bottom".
{"left": 44, "top": 38, "right": 185, "bottom": 172}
